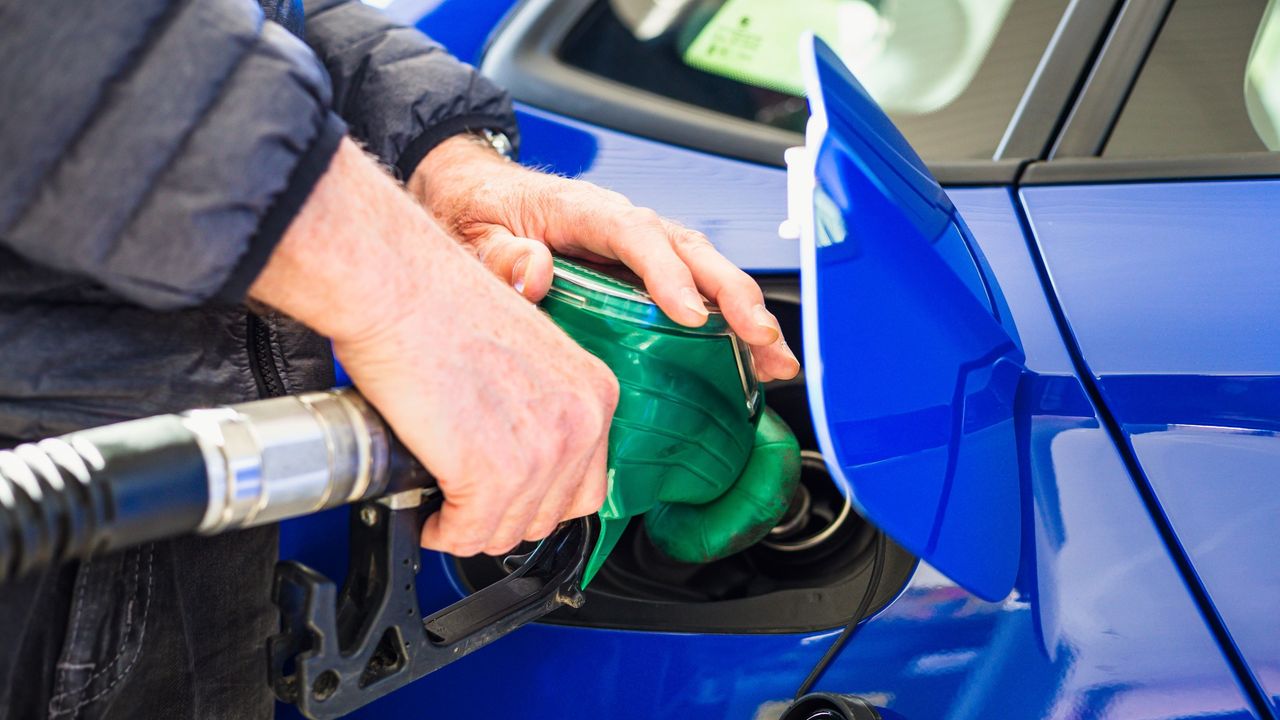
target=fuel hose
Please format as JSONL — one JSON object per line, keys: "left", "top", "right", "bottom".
{"left": 0, "top": 389, "right": 406, "bottom": 584}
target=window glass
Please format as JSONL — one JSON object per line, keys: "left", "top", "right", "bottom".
{"left": 1104, "top": 0, "right": 1280, "bottom": 157}
{"left": 1246, "top": 1, "right": 1280, "bottom": 149}
{"left": 560, "top": 0, "right": 1069, "bottom": 161}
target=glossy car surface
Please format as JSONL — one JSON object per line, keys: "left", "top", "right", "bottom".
{"left": 281, "top": 1, "right": 1280, "bottom": 717}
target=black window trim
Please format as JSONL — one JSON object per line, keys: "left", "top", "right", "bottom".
{"left": 1025, "top": 0, "right": 1280, "bottom": 184}
{"left": 481, "top": 0, "right": 1118, "bottom": 183}
{"left": 1050, "top": 0, "right": 1175, "bottom": 158}
{"left": 1021, "top": 152, "right": 1280, "bottom": 185}
{"left": 997, "top": 0, "right": 1124, "bottom": 159}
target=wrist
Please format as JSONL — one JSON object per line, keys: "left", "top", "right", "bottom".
{"left": 408, "top": 132, "right": 512, "bottom": 207}
{"left": 471, "top": 129, "right": 516, "bottom": 161}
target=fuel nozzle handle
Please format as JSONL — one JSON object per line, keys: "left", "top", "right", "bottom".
{"left": 0, "top": 389, "right": 422, "bottom": 584}
{"left": 0, "top": 389, "right": 596, "bottom": 718}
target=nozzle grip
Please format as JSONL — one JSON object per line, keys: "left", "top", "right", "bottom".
{"left": 270, "top": 497, "right": 596, "bottom": 720}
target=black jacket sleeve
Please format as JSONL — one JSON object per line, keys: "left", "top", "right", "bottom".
{"left": 302, "top": 0, "right": 519, "bottom": 180}
{"left": 0, "top": 0, "right": 347, "bottom": 310}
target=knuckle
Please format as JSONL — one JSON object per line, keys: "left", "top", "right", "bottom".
{"left": 732, "top": 272, "right": 764, "bottom": 300}
{"left": 587, "top": 388, "right": 619, "bottom": 428}
{"left": 531, "top": 439, "right": 562, "bottom": 475}
{"left": 450, "top": 542, "right": 484, "bottom": 557}
{"left": 601, "top": 389, "right": 619, "bottom": 418}
{"left": 577, "top": 181, "right": 624, "bottom": 201}
{"left": 564, "top": 181, "right": 604, "bottom": 207}
{"left": 674, "top": 230, "right": 714, "bottom": 253}
{"left": 621, "top": 206, "right": 663, "bottom": 229}
{"left": 601, "top": 189, "right": 631, "bottom": 205}
{"left": 597, "top": 369, "right": 620, "bottom": 407}
{"left": 585, "top": 352, "right": 616, "bottom": 383}
{"left": 579, "top": 357, "right": 620, "bottom": 409}
{"left": 452, "top": 533, "right": 489, "bottom": 554}
{"left": 484, "top": 538, "right": 518, "bottom": 556}
{"left": 524, "top": 519, "right": 558, "bottom": 541}
{"left": 443, "top": 517, "right": 492, "bottom": 551}
{"left": 572, "top": 179, "right": 628, "bottom": 205}
{"left": 578, "top": 484, "right": 607, "bottom": 515}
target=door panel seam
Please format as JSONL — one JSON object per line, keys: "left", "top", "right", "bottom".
{"left": 1008, "top": 187, "right": 1276, "bottom": 719}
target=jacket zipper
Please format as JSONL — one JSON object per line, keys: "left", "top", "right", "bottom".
{"left": 247, "top": 313, "right": 286, "bottom": 399}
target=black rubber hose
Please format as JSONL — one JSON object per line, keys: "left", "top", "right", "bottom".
{"left": 0, "top": 415, "right": 209, "bottom": 583}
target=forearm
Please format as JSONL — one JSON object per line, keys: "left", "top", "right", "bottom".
{"left": 248, "top": 137, "right": 618, "bottom": 557}
{"left": 250, "top": 138, "right": 477, "bottom": 343}
{"left": 407, "top": 134, "right": 508, "bottom": 230}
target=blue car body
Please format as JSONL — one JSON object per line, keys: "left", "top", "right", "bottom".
{"left": 281, "top": 1, "right": 1280, "bottom": 717}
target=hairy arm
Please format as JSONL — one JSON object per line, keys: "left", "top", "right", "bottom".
{"left": 251, "top": 139, "right": 617, "bottom": 556}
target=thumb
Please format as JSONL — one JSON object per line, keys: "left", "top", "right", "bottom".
{"left": 473, "top": 228, "right": 555, "bottom": 301}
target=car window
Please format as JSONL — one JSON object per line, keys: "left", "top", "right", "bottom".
{"left": 559, "top": 0, "right": 1070, "bottom": 162}
{"left": 1104, "top": 0, "right": 1280, "bottom": 157}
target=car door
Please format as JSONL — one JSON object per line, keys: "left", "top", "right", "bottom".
{"left": 1017, "top": 0, "right": 1280, "bottom": 713}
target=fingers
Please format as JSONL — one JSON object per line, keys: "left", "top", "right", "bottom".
{"left": 751, "top": 340, "right": 801, "bottom": 382}
{"left": 436, "top": 172, "right": 794, "bottom": 377}
{"left": 536, "top": 181, "right": 798, "bottom": 378}
{"left": 512, "top": 438, "right": 607, "bottom": 551}
{"left": 419, "top": 386, "right": 614, "bottom": 556}
{"left": 566, "top": 440, "right": 610, "bottom": 520}
{"left": 664, "top": 222, "right": 801, "bottom": 380}
{"left": 484, "top": 177, "right": 789, "bottom": 372}
{"left": 483, "top": 485, "right": 552, "bottom": 555}
{"left": 420, "top": 443, "right": 608, "bottom": 556}
{"left": 520, "top": 468, "right": 586, "bottom": 546}
{"left": 471, "top": 227, "right": 556, "bottom": 302}
{"left": 605, "top": 209, "right": 710, "bottom": 327}
{"left": 534, "top": 184, "right": 709, "bottom": 327}
{"left": 480, "top": 445, "right": 570, "bottom": 555}
{"left": 665, "top": 222, "right": 774, "bottom": 346}
{"left": 421, "top": 493, "right": 503, "bottom": 557}
{"left": 419, "top": 444, "right": 553, "bottom": 556}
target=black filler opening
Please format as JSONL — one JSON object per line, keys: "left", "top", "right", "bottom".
{"left": 454, "top": 278, "right": 916, "bottom": 633}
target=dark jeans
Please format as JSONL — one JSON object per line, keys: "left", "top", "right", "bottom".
{"left": 0, "top": 528, "right": 278, "bottom": 720}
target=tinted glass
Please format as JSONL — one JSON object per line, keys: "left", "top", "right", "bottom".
{"left": 1104, "top": 0, "right": 1280, "bottom": 157}
{"left": 561, "top": 0, "right": 1070, "bottom": 161}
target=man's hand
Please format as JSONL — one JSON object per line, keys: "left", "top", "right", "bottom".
{"left": 250, "top": 139, "right": 617, "bottom": 556}
{"left": 409, "top": 135, "right": 801, "bottom": 382}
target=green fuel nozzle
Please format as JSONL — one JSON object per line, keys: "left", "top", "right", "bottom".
{"left": 539, "top": 258, "right": 802, "bottom": 584}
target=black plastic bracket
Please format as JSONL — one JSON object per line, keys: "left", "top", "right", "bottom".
{"left": 268, "top": 491, "right": 596, "bottom": 719}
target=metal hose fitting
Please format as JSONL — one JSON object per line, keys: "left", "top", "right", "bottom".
{"left": 0, "top": 388, "right": 398, "bottom": 584}
{"left": 187, "top": 390, "right": 392, "bottom": 534}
